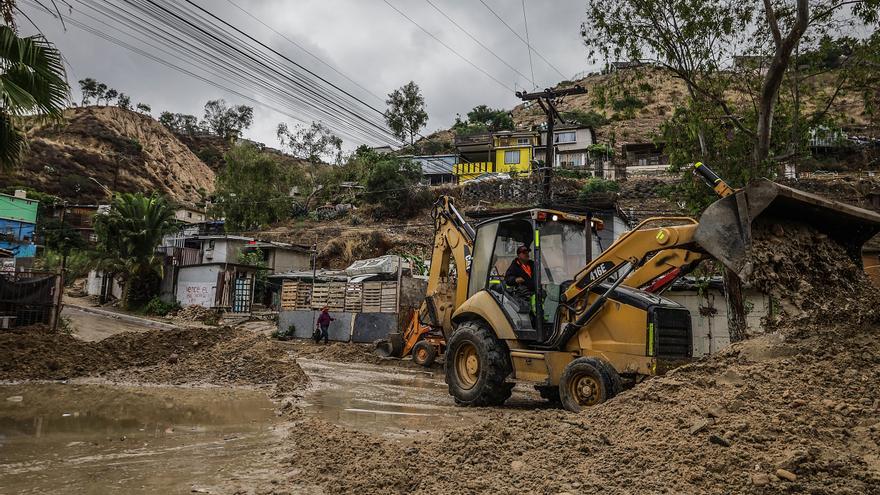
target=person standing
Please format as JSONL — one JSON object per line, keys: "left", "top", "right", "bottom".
{"left": 316, "top": 306, "right": 334, "bottom": 344}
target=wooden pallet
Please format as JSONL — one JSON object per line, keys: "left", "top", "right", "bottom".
{"left": 310, "top": 282, "right": 329, "bottom": 309}
{"left": 380, "top": 281, "right": 398, "bottom": 313}
{"left": 280, "top": 280, "right": 298, "bottom": 310}
{"left": 362, "top": 281, "right": 383, "bottom": 313}
{"left": 327, "top": 282, "right": 347, "bottom": 312}
{"left": 344, "top": 283, "right": 363, "bottom": 312}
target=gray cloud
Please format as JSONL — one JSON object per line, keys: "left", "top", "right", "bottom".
{"left": 21, "top": 0, "right": 597, "bottom": 149}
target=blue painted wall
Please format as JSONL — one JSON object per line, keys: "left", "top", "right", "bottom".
{"left": 0, "top": 219, "right": 36, "bottom": 258}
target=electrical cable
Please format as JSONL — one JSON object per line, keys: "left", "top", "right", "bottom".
{"left": 423, "top": 0, "right": 535, "bottom": 88}
{"left": 477, "top": 0, "right": 567, "bottom": 79}
{"left": 381, "top": 0, "right": 515, "bottom": 92}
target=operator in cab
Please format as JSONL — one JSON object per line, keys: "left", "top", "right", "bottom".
{"left": 505, "top": 245, "right": 535, "bottom": 293}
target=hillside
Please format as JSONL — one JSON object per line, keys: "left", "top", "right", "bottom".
{"left": 419, "top": 66, "right": 873, "bottom": 153}
{"left": 6, "top": 106, "right": 215, "bottom": 205}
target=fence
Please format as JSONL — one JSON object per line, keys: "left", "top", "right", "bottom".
{"left": 436, "top": 176, "right": 583, "bottom": 207}
{"left": 280, "top": 279, "right": 399, "bottom": 314}
{"left": 0, "top": 270, "right": 61, "bottom": 328}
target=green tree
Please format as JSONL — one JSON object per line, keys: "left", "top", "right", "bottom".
{"left": 103, "top": 88, "right": 118, "bottom": 106}
{"left": 136, "top": 102, "right": 151, "bottom": 115}
{"left": 92, "top": 193, "right": 176, "bottom": 308}
{"left": 465, "top": 105, "right": 514, "bottom": 132}
{"left": 78, "top": 77, "right": 98, "bottom": 105}
{"left": 202, "top": 99, "right": 253, "bottom": 140}
{"left": 159, "top": 111, "right": 199, "bottom": 134}
{"left": 0, "top": 25, "right": 68, "bottom": 170}
{"left": 116, "top": 92, "right": 132, "bottom": 110}
{"left": 277, "top": 121, "right": 342, "bottom": 210}
{"left": 363, "top": 156, "right": 429, "bottom": 219}
{"left": 212, "top": 143, "right": 297, "bottom": 229}
{"left": 384, "top": 81, "right": 428, "bottom": 146}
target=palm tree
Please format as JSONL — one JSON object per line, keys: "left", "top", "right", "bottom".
{"left": 0, "top": 24, "right": 68, "bottom": 170}
{"left": 93, "top": 193, "right": 177, "bottom": 308}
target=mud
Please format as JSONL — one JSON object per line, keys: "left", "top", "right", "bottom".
{"left": 0, "top": 383, "right": 280, "bottom": 494}
{"left": 0, "top": 325, "right": 308, "bottom": 391}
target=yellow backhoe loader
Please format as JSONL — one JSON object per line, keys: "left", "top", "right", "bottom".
{"left": 444, "top": 163, "right": 880, "bottom": 411}
{"left": 373, "top": 197, "right": 476, "bottom": 367}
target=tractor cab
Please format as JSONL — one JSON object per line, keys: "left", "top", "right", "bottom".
{"left": 467, "top": 208, "right": 601, "bottom": 343}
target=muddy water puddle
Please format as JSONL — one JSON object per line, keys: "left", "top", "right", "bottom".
{"left": 0, "top": 383, "right": 280, "bottom": 494}
{"left": 298, "top": 359, "right": 467, "bottom": 439}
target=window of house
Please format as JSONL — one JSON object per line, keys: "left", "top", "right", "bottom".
{"left": 187, "top": 212, "right": 192, "bottom": 218}
{"left": 517, "top": 137, "right": 530, "bottom": 145}
{"left": 504, "top": 150, "right": 521, "bottom": 164}
{"left": 555, "top": 131, "right": 576, "bottom": 144}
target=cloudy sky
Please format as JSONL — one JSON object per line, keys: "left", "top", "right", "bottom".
{"left": 21, "top": 0, "right": 597, "bottom": 149}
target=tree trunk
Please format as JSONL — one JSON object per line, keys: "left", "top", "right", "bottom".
{"left": 755, "top": 0, "right": 809, "bottom": 166}
{"left": 723, "top": 267, "right": 748, "bottom": 342}
{"left": 685, "top": 83, "right": 709, "bottom": 157}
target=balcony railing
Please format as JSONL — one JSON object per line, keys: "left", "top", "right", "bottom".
{"left": 157, "top": 246, "right": 201, "bottom": 266}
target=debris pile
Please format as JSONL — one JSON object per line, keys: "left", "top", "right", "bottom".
{"left": 0, "top": 325, "right": 307, "bottom": 390}
{"left": 170, "top": 305, "right": 221, "bottom": 324}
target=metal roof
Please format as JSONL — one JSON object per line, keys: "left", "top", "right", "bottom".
{"left": 407, "top": 155, "right": 456, "bottom": 176}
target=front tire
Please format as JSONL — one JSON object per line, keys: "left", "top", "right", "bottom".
{"left": 445, "top": 320, "right": 513, "bottom": 407}
{"left": 559, "top": 357, "right": 610, "bottom": 412}
{"left": 412, "top": 340, "right": 437, "bottom": 367}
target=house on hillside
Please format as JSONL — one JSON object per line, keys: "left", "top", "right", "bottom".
{"left": 452, "top": 131, "right": 538, "bottom": 182}
{"left": 407, "top": 155, "right": 456, "bottom": 185}
{"left": 173, "top": 205, "right": 207, "bottom": 224}
{"left": 0, "top": 191, "right": 39, "bottom": 267}
{"left": 621, "top": 142, "right": 670, "bottom": 176}
{"left": 45, "top": 203, "right": 110, "bottom": 245}
{"left": 534, "top": 124, "right": 604, "bottom": 173}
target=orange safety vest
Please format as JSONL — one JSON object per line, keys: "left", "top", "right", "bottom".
{"left": 518, "top": 259, "right": 533, "bottom": 278}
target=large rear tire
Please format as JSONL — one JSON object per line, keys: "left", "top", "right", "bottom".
{"left": 445, "top": 320, "right": 513, "bottom": 407}
{"left": 559, "top": 357, "right": 611, "bottom": 412}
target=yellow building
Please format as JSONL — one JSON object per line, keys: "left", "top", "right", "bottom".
{"left": 453, "top": 131, "right": 538, "bottom": 182}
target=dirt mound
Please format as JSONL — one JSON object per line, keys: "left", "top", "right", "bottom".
{"left": 0, "top": 325, "right": 307, "bottom": 390}
{"left": 286, "top": 339, "right": 395, "bottom": 366}
{"left": 121, "top": 330, "right": 308, "bottom": 392}
{"left": 9, "top": 106, "right": 214, "bottom": 204}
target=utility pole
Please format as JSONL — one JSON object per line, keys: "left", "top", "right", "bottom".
{"left": 516, "top": 85, "right": 587, "bottom": 205}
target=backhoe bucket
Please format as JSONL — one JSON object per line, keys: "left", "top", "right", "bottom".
{"left": 694, "top": 178, "right": 880, "bottom": 282}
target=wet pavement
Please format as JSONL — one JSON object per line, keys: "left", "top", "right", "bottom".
{"left": 298, "top": 358, "right": 464, "bottom": 439}
{"left": 0, "top": 383, "right": 280, "bottom": 494}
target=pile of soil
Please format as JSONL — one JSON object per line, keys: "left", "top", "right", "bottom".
{"left": 257, "top": 220, "right": 880, "bottom": 493}
{"left": 285, "top": 340, "right": 388, "bottom": 366}
{"left": 170, "top": 305, "right": 220, "bottom": 322}
{"left": 0, "top": 326, "right": 307, "bottom": 391}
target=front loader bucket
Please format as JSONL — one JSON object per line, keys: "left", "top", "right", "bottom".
{"left": 694, "top": 178, "right": 880, "bottom": 282}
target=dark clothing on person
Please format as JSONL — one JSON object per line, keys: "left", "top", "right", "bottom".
{"left": 317, "top": 310, "right": 333, "bottom": 344}
{"left": 505, "top": 258, "right": 535, "bottom": 292}
{"left": 317, "top": 311, "right": 333, "bottom": 327}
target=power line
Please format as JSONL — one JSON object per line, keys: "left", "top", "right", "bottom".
{"left": 40, "top": 0, "right": 394, "bottom": 145}
{"left": 477, "top": 0, "right": 566, "bottom": 79}
{"left": 37, "top": 0, "right": 403, "bottom": 146}
{"left": 224, "top": 0, "right": 386, "bottom": 105}
{"left": 423, "top": 0, "right": 535, "bottom": 88}
{"left": 520, "top": 0, "right": 536, "bottom": 89}
{"left": 381, "top": 0, "right": 515, "bottom": 92}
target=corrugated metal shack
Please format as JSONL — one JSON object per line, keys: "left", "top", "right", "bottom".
{"left": 272, "top": 256, "right": 427, "bottom": 343}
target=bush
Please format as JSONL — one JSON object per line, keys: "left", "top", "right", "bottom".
{"left": 578, "top": 178, "right": 620, "bottom": 200}
{"left": 38, "top": 249, "right": 93, "bottom": 285}
{"left": 561, "top": 110, "right": 609, "bottom": 128}
{"left": 363, "top": 157, "right": 429, "bottom": 219}
{"left": 143, "top": 296, "right": 180, "bottom": 316}
{"left": 611, "top": 94, "right": 645, "bottom": 112}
